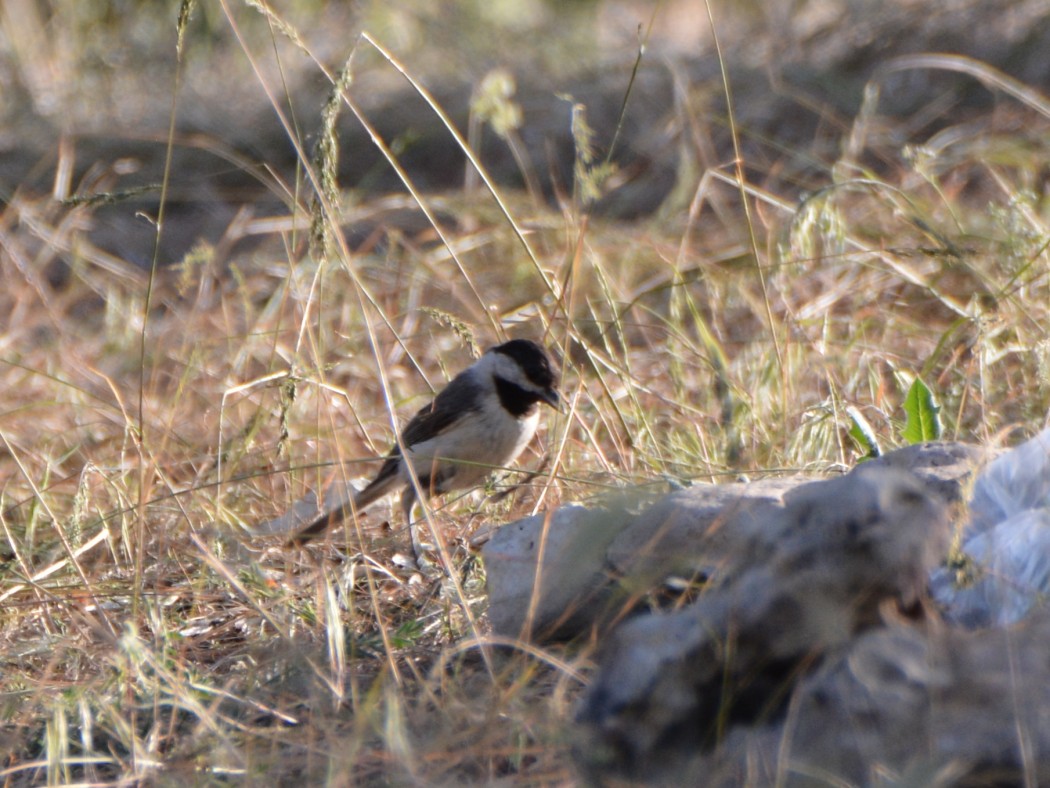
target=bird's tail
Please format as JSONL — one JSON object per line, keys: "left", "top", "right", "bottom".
{"left": 284, "top": 461, "right": 401, "bottom": 545}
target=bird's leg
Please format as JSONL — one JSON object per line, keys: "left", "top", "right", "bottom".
{"left": 400, "top": 485, "right": 431, "bottom": 568}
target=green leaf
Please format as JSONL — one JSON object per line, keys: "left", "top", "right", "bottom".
{"left": 846, "top": 406, "right": 881, "bottom": 459}
{"left": 901, "top": 377, "right": 941, "bottom": 444}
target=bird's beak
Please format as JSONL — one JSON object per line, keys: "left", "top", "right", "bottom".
{"left": 542, "top": 388, "right": 562, "bottom": 411}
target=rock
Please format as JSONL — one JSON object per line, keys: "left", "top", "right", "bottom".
{"left": 482, "top": 479, "right": 805, "bottom": 639}
{"left": 967, "top": 427, "right": 1050, "bottom": 533}
{"left": 605, "top": 475, "right": 806, "bottom": 584}
{"left": 483, "top": 505, "right": 634, "bottom": 640}
{"left": 576, "top": 464, "right": 951, "bottom": 778}
{"left": 485, "top": 442, "right": 980, "bottom": 641}
{"left": 865, "top": 440, "right": 989, "bottom": 507}
{"left": 566, "top": 435, "right": 1050, "bottom": 782}
{"left": 932, "top": 427, "right": 1050, "bottom": 626}
{"left": 687, "top": 615, "right": 1050, "bottom": 786}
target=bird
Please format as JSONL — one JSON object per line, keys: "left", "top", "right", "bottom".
{"left": 286, "top": 338, "right": 560, "bottom": 555}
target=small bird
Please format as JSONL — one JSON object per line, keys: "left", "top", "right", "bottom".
{"left": 287, "top": 339, "right": 560, "bottom": 554}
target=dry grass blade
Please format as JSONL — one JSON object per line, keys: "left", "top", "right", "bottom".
{"left": 361, "top": 32, "right": 559, "bottom": 303}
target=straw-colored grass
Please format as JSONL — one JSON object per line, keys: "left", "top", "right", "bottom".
{"left": 2, "top": 1, "right": 1049, "bottom": 784}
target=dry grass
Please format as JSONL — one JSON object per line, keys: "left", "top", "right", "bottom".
{"left": 1, "top": 1, "right": 1049, "bottom": 784}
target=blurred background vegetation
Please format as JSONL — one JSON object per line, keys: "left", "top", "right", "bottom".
{"left": 3, "top": 0, "right": 1048, "bottom": 262}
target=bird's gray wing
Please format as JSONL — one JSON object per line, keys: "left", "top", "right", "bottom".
{"left": 399, "top": 372, "right": 484, "bottom": 447}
